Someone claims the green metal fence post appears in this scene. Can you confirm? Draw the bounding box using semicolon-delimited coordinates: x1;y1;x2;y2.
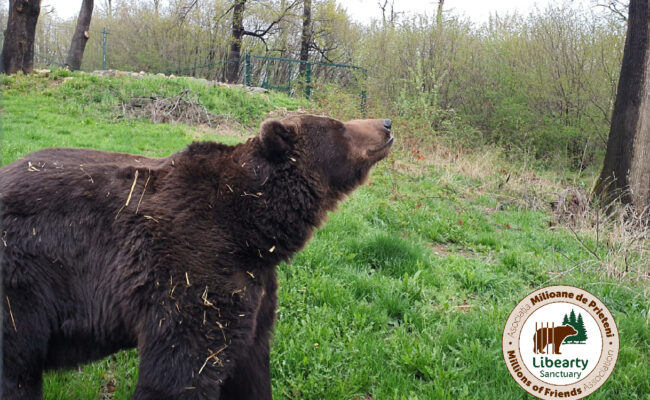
305;62;312;99
102;28;108;70
244;53;251;86
262;62;270;89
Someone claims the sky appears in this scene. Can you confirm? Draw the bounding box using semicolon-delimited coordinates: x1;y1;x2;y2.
338;0;590;24
43;0;593;23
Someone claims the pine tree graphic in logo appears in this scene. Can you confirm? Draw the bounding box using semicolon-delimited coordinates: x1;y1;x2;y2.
562;309;588;344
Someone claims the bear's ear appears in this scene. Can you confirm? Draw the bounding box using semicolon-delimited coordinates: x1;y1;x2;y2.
259;119;298;162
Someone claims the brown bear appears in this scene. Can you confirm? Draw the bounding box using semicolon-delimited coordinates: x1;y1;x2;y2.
533;325;578;355
0;115;393;400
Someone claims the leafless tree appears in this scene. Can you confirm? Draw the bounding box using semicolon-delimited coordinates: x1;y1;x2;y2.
225;0;300;83
65;0;94;70
378;0;400;26
298;0;311;74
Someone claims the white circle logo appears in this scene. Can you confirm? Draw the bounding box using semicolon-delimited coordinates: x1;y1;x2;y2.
502;285;619;399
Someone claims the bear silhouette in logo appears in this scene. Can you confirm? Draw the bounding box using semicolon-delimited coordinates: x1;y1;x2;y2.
533;325;578;354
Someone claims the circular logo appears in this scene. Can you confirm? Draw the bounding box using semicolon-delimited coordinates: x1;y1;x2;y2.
502;285;619;399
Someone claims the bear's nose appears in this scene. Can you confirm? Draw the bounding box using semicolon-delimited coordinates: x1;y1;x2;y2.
383;119;392;131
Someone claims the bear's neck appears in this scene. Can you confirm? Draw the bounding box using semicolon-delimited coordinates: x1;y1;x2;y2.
236;160;329;267
177;142;337;269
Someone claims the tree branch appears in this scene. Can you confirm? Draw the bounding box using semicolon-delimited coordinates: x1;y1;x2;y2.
242;0;300;39
178;0;199;24
596;1;629;21
216;3;237;24
309;43;333;63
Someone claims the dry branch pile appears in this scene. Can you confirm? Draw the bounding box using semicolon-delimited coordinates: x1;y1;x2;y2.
119;89;229;128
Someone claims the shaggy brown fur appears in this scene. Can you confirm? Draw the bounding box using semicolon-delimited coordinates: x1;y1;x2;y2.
0;115;393;399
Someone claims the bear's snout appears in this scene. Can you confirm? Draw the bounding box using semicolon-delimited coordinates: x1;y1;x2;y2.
344;118;395;160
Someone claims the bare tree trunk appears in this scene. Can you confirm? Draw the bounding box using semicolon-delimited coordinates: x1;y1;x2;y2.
436;0;445;30
65;0;94;71
225;0;245;83
378;0;396;26
594;0;650;213
298;0;311;75
1;0;42;74
101;0;112;19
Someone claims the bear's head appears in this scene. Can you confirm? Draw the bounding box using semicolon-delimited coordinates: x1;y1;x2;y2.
257;114;393;197
562;325;578;337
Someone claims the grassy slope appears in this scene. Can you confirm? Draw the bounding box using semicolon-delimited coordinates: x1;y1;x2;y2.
1;72;648;400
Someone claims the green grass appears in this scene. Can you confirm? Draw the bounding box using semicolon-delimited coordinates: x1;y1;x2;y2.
1;70;307;161
2;72;648;399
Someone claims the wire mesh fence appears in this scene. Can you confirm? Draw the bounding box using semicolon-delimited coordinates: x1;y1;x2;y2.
162;52;367;107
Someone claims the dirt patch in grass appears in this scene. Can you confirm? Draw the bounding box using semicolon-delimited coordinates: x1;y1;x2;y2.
97;372;117;399
266;107;311;118
47;78;69;88
393;159;425;177
430;243;475;258
187;123;245;140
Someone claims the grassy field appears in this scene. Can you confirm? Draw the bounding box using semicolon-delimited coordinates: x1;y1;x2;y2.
1;71;648;400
